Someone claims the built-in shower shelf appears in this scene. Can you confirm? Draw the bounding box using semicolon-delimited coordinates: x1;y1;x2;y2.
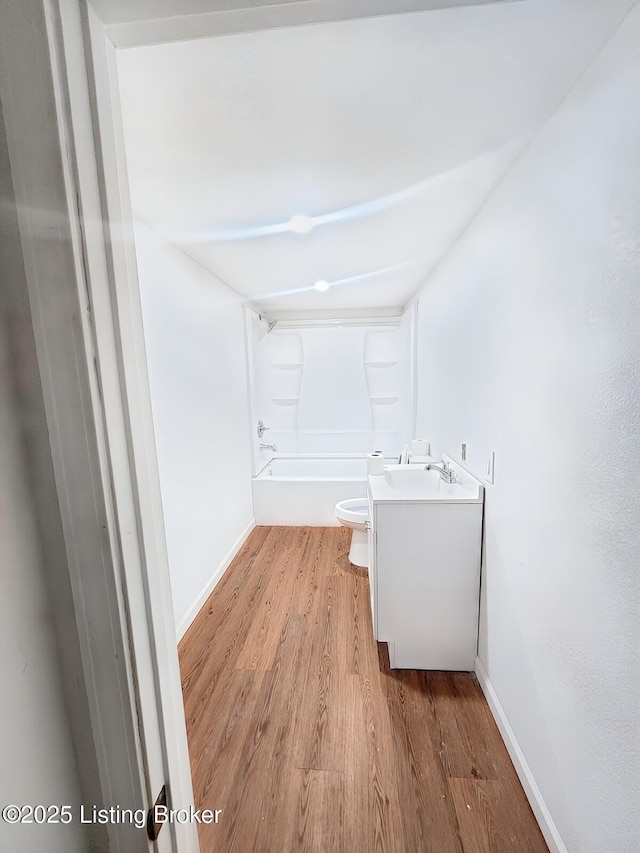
270;363;303;368
364;361;398;367
369;397;399;405
272;397;299;405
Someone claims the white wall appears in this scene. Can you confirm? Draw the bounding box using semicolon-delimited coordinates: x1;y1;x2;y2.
414;5;640;851
134;221;254;638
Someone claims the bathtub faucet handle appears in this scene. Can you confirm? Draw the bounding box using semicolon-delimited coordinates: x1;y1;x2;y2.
257;420;270;438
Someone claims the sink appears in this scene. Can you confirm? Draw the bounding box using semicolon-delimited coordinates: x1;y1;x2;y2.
368;457;483;503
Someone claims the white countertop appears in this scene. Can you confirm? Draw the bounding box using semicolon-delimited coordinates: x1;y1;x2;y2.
368;456;484;504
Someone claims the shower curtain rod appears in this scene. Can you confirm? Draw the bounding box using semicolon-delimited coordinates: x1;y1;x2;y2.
259;314;402;332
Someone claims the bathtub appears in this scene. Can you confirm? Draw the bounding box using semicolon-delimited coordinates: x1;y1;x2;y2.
252;454;387;526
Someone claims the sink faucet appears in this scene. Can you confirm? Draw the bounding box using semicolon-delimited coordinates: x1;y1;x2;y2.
260;443;277;452
425;459;457;483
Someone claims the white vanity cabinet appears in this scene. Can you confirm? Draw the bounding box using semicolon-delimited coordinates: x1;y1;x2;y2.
367;457;484;671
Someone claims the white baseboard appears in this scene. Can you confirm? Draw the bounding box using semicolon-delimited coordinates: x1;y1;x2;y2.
176;519;256;643
474;656;567;853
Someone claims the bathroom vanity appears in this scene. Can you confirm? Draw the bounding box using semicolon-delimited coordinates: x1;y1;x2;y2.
366;455;484;671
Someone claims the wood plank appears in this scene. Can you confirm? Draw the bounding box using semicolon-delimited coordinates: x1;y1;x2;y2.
179;525;271;668
344;673;407;853
191;668;264;803
332;573;379;675
385;670;464;853
290;576;349;772
211;614;317;851
449;777;548;853
423;671;499;780
273;768;344;853
240;613;313;767
180;527;280;713
289;527;330;621
445;672;524;781
235;527;307;671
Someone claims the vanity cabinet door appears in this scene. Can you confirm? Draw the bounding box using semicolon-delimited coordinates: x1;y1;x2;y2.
366;490;377;639
375;501;482;671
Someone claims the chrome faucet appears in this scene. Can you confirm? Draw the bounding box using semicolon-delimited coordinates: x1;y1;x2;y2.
425;459;457;483
257;420;270;438
260;442;277;452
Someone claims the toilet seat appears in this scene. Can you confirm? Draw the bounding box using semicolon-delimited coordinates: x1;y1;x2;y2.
335;498;369;528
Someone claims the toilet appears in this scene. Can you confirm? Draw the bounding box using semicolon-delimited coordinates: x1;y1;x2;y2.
334;498;369;568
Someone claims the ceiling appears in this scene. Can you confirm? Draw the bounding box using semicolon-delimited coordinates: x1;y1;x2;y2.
116;0;633;313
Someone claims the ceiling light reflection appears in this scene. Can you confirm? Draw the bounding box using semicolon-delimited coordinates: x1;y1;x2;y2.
289;215;314;234
172;142;519;245
249;258;419;302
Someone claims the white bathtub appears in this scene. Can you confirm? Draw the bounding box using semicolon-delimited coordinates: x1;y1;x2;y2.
252;454;387;526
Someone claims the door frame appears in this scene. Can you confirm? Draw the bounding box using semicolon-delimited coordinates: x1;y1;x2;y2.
80;5;200;850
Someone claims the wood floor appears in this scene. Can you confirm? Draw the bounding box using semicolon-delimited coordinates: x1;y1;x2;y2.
179;526;548;853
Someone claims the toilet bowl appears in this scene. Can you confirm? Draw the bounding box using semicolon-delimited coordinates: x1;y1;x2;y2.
334;498;369;568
